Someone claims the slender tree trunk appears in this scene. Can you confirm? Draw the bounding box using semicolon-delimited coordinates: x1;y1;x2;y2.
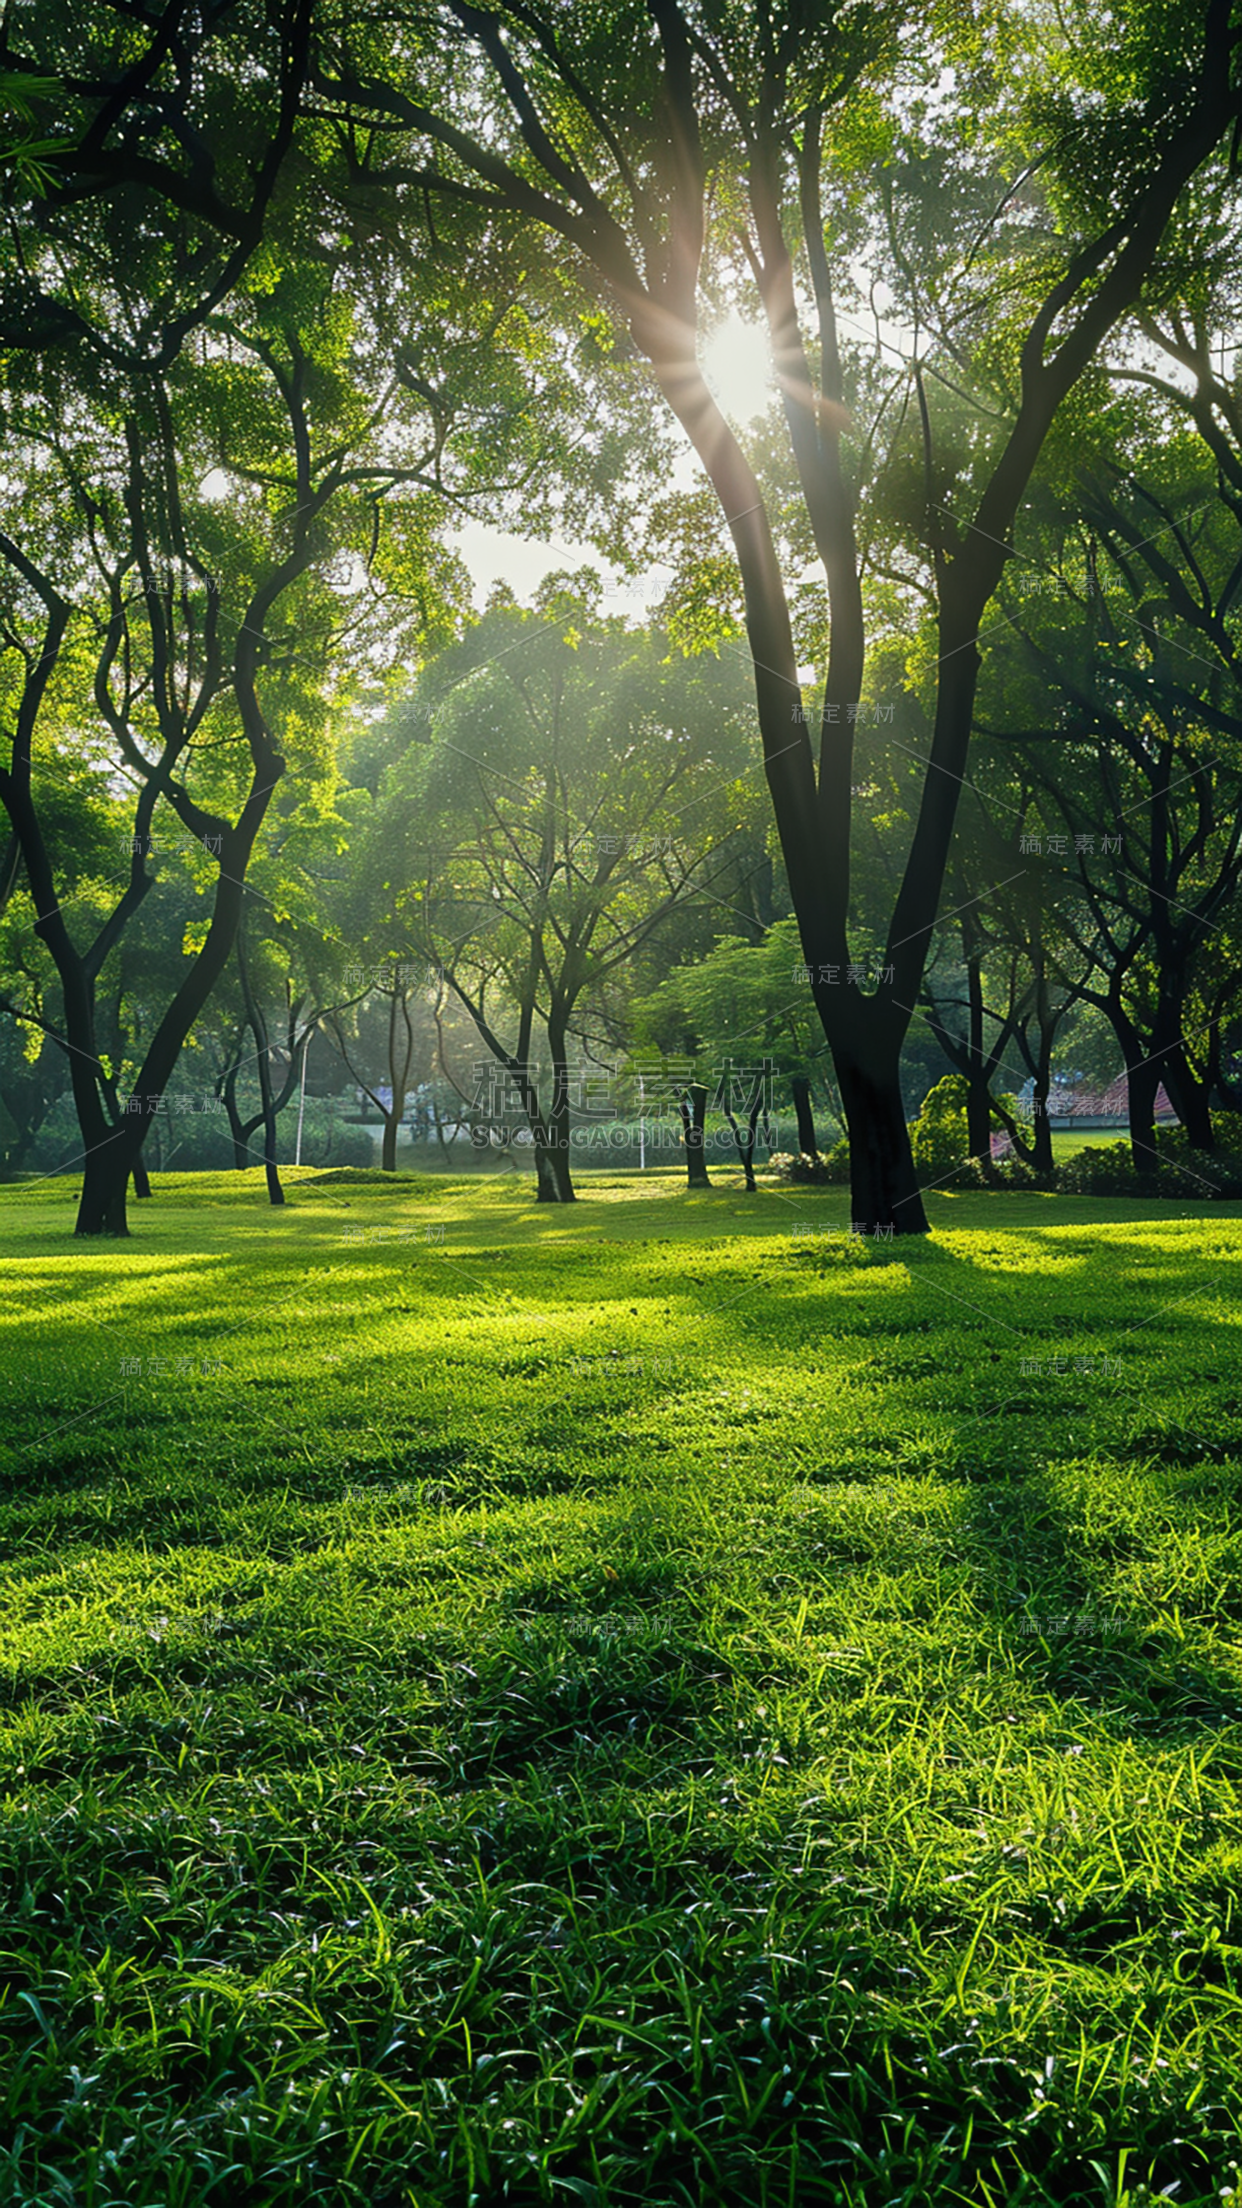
237;921;284;1206
1207;1016;1236;1113
498;1058;568;1202
725;1099;762;1191
221;1055;250;1167
380;988;413;1173
257;1080;283;1203
964;955;999;1176
1010;955;1059;1176
1162;1043;1215;1150
1125;1056;1161;1174
680;1082;711;1189
1031;1042;1055;1177
539;1011;576;1202
73;797;281;1231
964;1075;995;1173
791;1075;819;1159
38;944;135;1236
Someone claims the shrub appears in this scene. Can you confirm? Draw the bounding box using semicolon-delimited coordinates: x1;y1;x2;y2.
1055;1138;1242;1198
1052;1141;1136;1195
910;1075;973;1185
765;1137;851;1185
320;1122;380;1168
963;1152;1044;1192
766;1149;829;1184
1157;1111;1242;1166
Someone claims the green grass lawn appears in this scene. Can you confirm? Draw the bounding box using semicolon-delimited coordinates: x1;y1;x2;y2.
2;1164;1242;2207
1049;1128;1132;1156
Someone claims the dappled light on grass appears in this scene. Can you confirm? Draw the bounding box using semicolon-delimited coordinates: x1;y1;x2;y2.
1;1170;1241;2202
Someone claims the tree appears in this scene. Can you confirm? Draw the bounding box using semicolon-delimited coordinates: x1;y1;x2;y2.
367;591;759;1200
635;917;836;1187
0;0;314;370
323;962;436;1174
985;444;1242;1169
0;130;525;1232
321;0;1242;1231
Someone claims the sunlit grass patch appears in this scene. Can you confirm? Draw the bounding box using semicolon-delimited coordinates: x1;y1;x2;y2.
0;1169;1240;2201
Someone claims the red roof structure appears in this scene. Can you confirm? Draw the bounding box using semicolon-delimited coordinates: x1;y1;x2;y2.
1053;1077;1176;1119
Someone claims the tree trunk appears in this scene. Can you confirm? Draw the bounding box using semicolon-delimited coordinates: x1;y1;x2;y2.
680;1082;711;1189
534;1137;575;1201
1126;1057;1160;1174
224;1067;250;1167
260;1100;283;1204
964;954;998;1176
725;1100;761;1191
380;988;413;1173
834;1039;927;1235
964;1074;995;1175
791;1075;819;1159
237;914;284;1205
1163;1045;1215;1150
539;1011;576;1202
1031;1048;1055;1177
76;1123;136;1237
97;1062;152;1198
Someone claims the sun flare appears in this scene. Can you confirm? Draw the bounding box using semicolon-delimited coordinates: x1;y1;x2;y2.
700;310;772;423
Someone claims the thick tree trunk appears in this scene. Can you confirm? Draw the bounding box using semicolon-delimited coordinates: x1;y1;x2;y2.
680;1083;711;1189
791;1075;819;1159
96;1061;152;1198
834;1040;927;1235
76;1124;136;1237
98;1069;153;1198
534;1138;575;1201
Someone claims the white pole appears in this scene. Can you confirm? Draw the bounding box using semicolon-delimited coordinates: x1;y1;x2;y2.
639;1075;645;1172
295;1031;309;1166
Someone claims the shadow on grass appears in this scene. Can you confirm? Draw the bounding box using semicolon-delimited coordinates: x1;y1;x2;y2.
959;1470;1242;1740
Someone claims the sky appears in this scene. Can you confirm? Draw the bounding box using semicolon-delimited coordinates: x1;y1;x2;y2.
449;309;776;615
448;292;921;619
